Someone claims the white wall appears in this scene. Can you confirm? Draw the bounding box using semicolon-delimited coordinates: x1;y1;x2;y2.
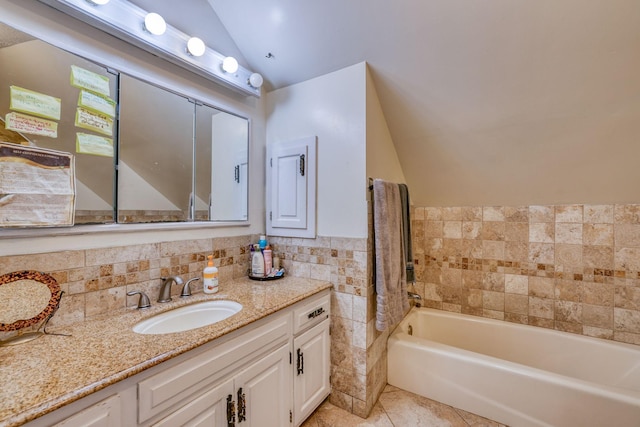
266;63;368;238
0;0;266;256
365;65;406;186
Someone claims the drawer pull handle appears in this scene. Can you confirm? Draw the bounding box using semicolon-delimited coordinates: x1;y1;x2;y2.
307;307;325;319
237;387;246;422
227;394;236;426
296;348;304;375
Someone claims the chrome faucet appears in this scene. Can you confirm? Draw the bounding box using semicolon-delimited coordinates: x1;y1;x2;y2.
158;276;184;303
180;278;200;298
407;291;422;307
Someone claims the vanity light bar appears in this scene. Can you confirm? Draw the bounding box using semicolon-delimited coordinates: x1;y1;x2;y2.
37;0;262;97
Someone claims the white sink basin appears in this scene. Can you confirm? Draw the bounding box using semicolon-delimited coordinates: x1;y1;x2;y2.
132;300;242;334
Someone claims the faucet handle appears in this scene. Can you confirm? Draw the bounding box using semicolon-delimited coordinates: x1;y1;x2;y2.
181;278;200;298
127;290;151;309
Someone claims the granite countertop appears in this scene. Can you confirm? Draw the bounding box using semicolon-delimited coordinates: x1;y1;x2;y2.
0;276;332;427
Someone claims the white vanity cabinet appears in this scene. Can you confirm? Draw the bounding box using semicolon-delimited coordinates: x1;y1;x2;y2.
24;289;331;427
151;344;291;427
53;395;123;427
138;311;292;426
292;293;331;426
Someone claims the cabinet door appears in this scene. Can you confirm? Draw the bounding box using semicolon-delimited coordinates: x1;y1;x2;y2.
234;343;292;427
152;377;234;427
54;395;121;427
293;320;330;426
267;136;317;238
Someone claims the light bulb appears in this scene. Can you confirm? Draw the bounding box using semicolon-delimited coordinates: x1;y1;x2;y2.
144;13;166;36
248;73;263;88
187;37;205;57
222;56;239;74
86;0;110;4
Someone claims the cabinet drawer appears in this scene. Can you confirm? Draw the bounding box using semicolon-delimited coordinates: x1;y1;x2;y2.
138;312;291;423
293;292;330;335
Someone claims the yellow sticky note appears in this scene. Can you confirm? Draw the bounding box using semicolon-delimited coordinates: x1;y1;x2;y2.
5;112;58;138
9;86;61;120
76;133;114;157
78;90;116;118
70;65;110;97
75;107;113;136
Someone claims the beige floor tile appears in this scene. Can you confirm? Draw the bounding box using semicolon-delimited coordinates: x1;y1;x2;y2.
454;408;507;427
302;384;506;427
302;399;393;427
378;386;468;427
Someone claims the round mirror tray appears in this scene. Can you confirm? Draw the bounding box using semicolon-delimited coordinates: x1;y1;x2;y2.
0;270;61;333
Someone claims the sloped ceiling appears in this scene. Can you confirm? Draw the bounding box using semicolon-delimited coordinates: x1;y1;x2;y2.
142;0;640;206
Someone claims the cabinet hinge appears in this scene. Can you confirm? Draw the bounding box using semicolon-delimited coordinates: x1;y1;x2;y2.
269;211;272;221
290;410;293;423
270;157;273;167
289;351;292;364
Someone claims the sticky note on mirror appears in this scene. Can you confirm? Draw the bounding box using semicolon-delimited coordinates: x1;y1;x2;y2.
75;107;113;136
5;112;58;138
78;90;116;118
76;133;113;157
9;86;61;121
70;65;110;97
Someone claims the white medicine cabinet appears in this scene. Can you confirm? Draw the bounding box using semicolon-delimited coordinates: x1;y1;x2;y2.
266;136;317;238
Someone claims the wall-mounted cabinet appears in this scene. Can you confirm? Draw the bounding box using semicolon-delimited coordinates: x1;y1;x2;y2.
267;136;317;238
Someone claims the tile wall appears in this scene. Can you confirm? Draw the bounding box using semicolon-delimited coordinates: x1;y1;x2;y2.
269;200;388;419
410;204;640;346
0;235;251;337
268;233;386;418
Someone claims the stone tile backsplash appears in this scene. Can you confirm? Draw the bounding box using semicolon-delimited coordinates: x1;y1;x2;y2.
268;236;372;416
0;235;251;330
411;204;640;346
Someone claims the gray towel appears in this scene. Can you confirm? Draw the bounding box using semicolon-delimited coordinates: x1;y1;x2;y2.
373;179;409;331
398;183;415;284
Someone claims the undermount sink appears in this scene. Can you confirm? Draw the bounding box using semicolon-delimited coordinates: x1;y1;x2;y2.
132;300;242;335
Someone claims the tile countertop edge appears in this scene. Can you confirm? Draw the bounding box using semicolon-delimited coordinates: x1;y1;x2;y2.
0;276;333;427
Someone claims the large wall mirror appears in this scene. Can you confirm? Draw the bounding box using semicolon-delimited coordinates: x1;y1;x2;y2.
0;21;249;227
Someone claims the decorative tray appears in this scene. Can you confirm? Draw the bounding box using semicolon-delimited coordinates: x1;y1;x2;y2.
248;273;285;281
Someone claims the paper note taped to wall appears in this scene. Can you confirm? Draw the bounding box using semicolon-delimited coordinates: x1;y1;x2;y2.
5;112;58;138
9;86;61;120
70;65;110;97
0;142;75;227
76;133;113;157
75;107;113;136
77;90;116;118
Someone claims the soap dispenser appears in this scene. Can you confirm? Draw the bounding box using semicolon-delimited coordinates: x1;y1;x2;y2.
203;255;218;294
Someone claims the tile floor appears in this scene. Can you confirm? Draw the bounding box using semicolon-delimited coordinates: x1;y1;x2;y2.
301;385;507;427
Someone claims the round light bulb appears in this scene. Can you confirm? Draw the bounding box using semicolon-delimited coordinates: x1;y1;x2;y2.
87;0;110;4
222;56;239;74
187;37;206;57
144;13;166;36
248;73;263;88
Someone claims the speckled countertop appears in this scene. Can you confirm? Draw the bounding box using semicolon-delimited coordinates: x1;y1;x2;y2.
0;276;332;427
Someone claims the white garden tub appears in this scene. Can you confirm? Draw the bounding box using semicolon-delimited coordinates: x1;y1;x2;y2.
387;307;640;427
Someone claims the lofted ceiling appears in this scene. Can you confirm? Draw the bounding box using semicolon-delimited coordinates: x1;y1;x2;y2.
131;0;640;206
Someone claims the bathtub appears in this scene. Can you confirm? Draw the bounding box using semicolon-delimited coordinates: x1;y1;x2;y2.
387;307;640;427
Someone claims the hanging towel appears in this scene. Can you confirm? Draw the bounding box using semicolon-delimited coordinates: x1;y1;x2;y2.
373;179;409;331
398;183;415;284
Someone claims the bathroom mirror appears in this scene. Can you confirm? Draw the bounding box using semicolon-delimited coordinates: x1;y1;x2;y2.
198;103;249;221
0;21;250;227
0;271;61;331
118;75;195;223
0;25;117;224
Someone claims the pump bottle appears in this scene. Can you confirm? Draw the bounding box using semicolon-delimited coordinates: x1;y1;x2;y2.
203;255;218;293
